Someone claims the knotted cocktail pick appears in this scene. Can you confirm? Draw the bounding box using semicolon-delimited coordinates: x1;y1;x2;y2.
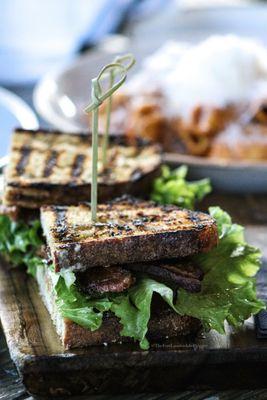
101;54;135;167
84;62;128;222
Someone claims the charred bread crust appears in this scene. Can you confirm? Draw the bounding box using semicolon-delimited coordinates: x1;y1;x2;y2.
3;128;162;208
41;197;218;271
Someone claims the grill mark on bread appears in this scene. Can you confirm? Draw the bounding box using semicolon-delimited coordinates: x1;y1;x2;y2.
16;146;31;175
53;208;68;241
43;150;58;177
48;203;210;243
71;154;85;178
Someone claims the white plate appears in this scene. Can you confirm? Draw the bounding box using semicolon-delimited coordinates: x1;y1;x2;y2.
0;87;39;158
33;5;267;193
164;154;267;194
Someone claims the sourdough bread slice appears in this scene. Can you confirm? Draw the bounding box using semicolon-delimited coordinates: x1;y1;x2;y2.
36;265;200;349
3;128;161;209
41;197;218;272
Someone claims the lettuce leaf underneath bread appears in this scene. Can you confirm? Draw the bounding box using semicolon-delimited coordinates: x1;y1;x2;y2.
174;207;264;333
0;215;43;276
54;274;112;331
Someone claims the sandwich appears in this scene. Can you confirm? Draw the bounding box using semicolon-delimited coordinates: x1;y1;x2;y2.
32;193;262;350
38;196;218;348
3;128;161;212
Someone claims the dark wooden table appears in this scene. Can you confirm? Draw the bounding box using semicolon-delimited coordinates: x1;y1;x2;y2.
1;325;267;400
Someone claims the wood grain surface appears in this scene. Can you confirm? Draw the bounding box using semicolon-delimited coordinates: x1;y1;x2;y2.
0;194;267;397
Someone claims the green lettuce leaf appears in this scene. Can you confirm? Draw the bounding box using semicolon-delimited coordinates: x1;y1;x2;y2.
111;207;264;345
111;278;175;349
0;214;112;333
54;272;112;331
0;215;44;276
174;207;265;333
151;165;211;209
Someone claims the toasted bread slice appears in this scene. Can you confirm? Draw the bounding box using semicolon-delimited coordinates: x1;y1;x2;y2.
3;129;161;209
36;264;201;349
41;196;218;272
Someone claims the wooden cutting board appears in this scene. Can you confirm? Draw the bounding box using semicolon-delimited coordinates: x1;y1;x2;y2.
0;256;266;397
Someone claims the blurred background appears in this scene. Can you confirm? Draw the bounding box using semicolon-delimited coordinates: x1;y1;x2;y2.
1;0;267;158
1;0;267;84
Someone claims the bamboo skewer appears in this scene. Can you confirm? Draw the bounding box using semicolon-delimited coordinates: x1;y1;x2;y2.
84;62;130;222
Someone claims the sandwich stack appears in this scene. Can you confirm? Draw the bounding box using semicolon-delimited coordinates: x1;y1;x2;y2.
38;196;218;348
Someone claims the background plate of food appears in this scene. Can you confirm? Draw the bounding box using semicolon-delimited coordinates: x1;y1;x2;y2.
34;30;267;192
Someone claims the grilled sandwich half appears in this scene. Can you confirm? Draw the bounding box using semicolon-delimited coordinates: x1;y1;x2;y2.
38;196;218;348
3;129;161;210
